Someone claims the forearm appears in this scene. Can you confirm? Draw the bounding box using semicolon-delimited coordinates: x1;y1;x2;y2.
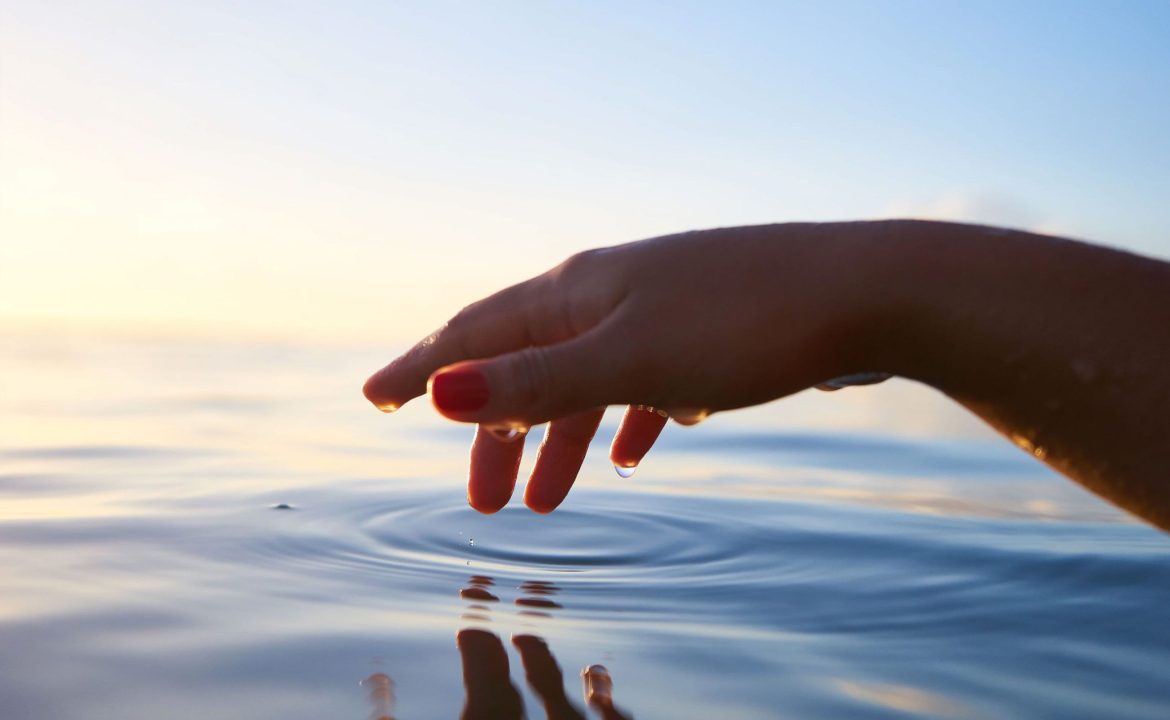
860;220;1170;529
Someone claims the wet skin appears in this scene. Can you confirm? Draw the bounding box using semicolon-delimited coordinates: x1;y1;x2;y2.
364;220;1170;529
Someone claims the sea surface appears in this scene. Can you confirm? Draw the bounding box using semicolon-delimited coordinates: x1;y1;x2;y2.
1;330;1168;719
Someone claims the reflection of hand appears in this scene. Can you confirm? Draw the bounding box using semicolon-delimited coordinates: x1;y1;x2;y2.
365;223;882;513
458;629;630;720
458;629;525;720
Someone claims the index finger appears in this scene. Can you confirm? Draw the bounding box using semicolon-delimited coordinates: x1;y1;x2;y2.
362;277;552;412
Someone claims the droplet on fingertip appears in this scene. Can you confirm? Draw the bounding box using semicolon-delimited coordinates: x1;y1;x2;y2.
669;408;709;426
374;401;400;413
633;404;669;418
487;426;528;442
816;372;893;391
613;464;637;478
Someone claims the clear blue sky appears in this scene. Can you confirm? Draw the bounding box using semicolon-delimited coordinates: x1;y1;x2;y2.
3;1;1168;340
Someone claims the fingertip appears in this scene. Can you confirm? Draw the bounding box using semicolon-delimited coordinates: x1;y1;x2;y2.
524;495;562;514
363;368;403;413
468;482;513;514
361;370;382;403
469;495;509;514
610;404;668;468
523;474;572;514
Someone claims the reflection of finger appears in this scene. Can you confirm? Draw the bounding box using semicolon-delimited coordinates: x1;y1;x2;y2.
457;629;524;720
526;408;606;512
512;635;586;720
582;665;631;720
609;405;668;473
460;587;500;602
468;425;527;513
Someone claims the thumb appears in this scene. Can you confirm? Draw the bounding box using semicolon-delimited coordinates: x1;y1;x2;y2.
427;332;624;426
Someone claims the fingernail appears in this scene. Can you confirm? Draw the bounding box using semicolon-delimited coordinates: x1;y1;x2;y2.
431;367;490;412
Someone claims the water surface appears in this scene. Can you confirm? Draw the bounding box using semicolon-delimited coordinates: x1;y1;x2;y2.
1;331;1167;718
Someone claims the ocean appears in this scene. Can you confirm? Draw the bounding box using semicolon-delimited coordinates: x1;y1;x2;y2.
1;330;1167;719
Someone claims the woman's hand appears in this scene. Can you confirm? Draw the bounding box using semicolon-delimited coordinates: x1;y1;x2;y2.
364;219;1170;530
362;223;887;513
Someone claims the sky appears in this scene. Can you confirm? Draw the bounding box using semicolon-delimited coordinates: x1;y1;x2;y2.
3;1;1169;343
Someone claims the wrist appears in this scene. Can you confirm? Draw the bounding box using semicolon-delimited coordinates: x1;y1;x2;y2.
824;219;951;384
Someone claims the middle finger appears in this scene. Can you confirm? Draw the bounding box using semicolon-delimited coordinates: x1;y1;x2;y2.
525;408;606;513
468;425;528;513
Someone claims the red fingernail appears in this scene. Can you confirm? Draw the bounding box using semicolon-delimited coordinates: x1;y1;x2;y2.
431;367;490;412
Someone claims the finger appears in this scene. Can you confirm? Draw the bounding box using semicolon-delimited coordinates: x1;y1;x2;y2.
457;629;524;720
512;635;586;720
609;405;668;474
362;278;553;412
467;424;528;514
363;258;623;414
525;408;606;513
428;320;630;427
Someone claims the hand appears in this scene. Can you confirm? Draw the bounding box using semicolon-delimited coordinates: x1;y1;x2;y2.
363;223;884;513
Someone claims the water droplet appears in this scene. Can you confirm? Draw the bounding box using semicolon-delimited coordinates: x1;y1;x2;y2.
375;401;400;413
271;503;294;510
634;404;669;418
613;464;637;478
816;372;894;391
1011;433;1047;458
487;426;528;442
669;408;709;426
468;537;476;546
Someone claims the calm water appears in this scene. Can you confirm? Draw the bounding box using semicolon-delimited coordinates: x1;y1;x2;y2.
2;331;1168;719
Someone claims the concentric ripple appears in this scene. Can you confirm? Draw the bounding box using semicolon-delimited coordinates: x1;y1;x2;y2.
252;488;764;591
244;484;1170;646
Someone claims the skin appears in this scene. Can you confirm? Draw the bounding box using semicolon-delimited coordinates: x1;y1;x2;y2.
363;220;1170;530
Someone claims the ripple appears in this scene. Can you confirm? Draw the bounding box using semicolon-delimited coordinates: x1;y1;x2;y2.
253;489;763;591
245;486;1170;644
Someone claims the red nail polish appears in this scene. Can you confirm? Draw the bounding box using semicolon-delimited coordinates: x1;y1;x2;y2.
431;367;490;412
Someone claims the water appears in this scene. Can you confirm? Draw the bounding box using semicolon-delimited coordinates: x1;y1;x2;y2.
2;330;1169;718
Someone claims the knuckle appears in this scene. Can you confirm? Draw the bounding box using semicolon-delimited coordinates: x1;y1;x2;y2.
556;418;598;446
443;305;480;359
446;303;476;334
621;342;672;404
556;249;600;283
507;346;555;411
